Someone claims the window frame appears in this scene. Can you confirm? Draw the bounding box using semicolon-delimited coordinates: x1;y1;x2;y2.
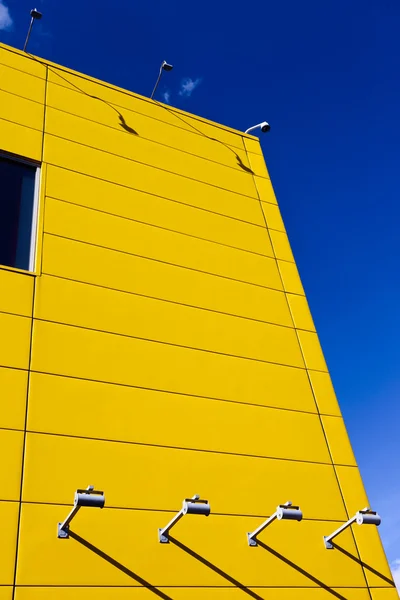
0;150;41;273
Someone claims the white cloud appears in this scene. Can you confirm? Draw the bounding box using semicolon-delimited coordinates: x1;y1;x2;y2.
162;90;171;104
0;0;12;30
391;559;400;590
179;77;202;97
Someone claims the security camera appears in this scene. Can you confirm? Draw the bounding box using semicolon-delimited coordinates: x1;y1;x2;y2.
30;8;42;19
245;121;271;135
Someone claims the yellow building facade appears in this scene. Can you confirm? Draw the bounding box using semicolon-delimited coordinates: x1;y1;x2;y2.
0;42;397;600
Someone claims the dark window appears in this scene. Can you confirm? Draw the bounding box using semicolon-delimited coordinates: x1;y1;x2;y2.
0;155;38;271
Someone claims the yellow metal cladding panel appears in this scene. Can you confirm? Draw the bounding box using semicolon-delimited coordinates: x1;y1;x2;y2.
246;151;270;179
45;108;256;197
335;466;369;516
352;526;395;588
27;373;328;461
308;370;342;416
0;428;24;500
0;501;19;583
244;137;263;155
44;134;263;217
14;589;373;600
41;235;286;323
16;505;365;587
0;313;31;369
270;230;295;262
22;433;343;518
253;177;277;204
277;260;306;295
46;82;251;171
45;166;269;249
0;63;46;103
321;416;357;466
286;294;316;332
0;89;44;131
0;269;34;316
0;118;42;161
262;203;286;232
30;321;308;403
0;367;28;430
46;67;246;150
371;591;400;600
0;45;46;78
296;330;328;372
44;200;277;288
34;276;295;360
0;588;12;600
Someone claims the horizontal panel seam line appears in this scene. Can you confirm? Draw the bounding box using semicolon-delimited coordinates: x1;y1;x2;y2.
16;499;348;521
46;196;275;259
32;315;307;369
26;429;333;466
40;272;301;328
0;265;37;277
46;103;264;178
0;59;46;81
27;368;320;415
0;114;42;133
0;309;32;320
45;132;263;200
0;426;24;434
41;268;303;303
0;86;44;106
45;162;278;224
11;586;381;589
43;232;286;293
0;364;28;373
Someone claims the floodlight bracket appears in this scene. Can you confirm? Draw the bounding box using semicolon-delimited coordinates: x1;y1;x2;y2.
58;485;105;539
158;494;210;543
324;507;381;549
247;501;303;547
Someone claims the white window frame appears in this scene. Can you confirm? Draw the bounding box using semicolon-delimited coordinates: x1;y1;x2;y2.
0;151;41;273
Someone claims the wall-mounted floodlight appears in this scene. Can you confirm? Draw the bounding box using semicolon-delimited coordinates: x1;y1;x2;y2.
23;8;43;53
324;507;381;550
158;494;210;543
247;501;303;547
58;485;105;539
150;60;174;100
245;121;271;135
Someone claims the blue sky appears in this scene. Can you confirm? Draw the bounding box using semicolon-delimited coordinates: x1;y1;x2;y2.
1;0;400;586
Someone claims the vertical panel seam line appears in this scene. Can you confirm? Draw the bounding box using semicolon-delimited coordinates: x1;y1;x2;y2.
40;65;48;164
11;277;36;599
246;145;374;598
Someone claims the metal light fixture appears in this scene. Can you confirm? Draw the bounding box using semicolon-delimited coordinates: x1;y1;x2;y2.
245;121;271;135
159;494;210;543
58;485;105;539
23;8;43;53
247;501;303;547
151;60;174;100
324;507;381;549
